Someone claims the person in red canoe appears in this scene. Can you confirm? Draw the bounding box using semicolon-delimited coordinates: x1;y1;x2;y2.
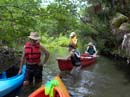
85;42;97;57
68;32;78;49
66;45;89;75
18;32;49;86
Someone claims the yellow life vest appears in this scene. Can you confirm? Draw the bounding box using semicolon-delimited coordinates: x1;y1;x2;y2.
69;36;78;48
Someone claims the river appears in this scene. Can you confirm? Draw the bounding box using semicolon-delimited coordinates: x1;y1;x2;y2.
3;49;130;97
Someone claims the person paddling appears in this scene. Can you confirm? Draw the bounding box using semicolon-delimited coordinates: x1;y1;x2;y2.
18;32;49;86
85;42;97;57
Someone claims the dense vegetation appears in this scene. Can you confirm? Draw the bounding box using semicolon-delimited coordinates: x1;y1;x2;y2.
0;0;130;56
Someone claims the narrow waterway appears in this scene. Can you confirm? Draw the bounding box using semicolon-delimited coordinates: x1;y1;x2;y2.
42;55;130;97
62;56;130;97
2;48;130;97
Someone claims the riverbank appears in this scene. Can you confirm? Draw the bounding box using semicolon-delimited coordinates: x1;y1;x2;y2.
0;47;21;72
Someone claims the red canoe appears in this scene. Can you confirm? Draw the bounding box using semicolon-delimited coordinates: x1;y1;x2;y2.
56;54;96;71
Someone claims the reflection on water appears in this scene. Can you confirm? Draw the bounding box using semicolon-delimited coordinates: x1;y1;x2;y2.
3;55;130;97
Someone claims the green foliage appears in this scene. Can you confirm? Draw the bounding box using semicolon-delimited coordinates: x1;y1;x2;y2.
40;33;69;48
40;33;69;60
1;0;126;56
0;0;42;46
0;0;79;47
79;0;125;54
44;2;78;35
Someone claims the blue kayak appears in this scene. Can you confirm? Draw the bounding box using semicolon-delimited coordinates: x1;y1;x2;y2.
0;64;26;97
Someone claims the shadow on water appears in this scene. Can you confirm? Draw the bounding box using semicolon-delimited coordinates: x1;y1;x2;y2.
114;60;130;83
4;86;22;97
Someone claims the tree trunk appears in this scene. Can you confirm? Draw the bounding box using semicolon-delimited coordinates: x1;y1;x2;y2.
110;0;115;8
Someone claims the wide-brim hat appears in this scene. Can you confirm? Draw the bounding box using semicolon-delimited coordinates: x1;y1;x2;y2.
70;32;76;37
88;42;93;46
28;32;40;40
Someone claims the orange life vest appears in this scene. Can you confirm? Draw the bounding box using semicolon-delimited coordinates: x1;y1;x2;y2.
24;42;41;63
